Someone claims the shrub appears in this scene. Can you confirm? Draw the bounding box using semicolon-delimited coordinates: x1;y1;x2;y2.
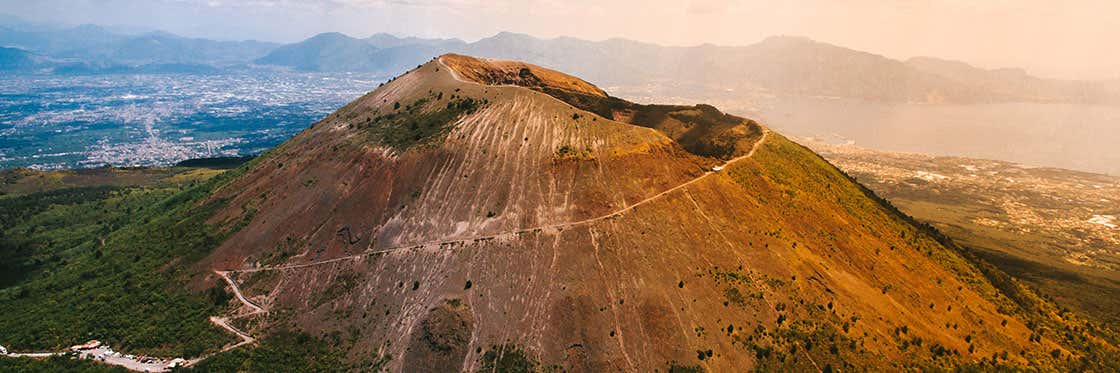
480;344;536;372
360;95;485;151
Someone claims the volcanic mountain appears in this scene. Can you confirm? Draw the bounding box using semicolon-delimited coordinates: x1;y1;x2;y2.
196;54;1114;370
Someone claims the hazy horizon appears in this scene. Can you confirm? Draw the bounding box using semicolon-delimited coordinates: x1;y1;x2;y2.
1;0;1118;81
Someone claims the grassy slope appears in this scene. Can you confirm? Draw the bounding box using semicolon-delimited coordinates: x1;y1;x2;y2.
0;167;228;198
187;330;366;372
0;163;374;370
892;197;1120;329
0;163;255;357
817;149;1120;335
721;134;1018;369
739;134;1119;369
0;355;130;372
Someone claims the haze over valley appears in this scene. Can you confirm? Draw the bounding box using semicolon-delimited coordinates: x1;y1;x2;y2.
3;15;1118;174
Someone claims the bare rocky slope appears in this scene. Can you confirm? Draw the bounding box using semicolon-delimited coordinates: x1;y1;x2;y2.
195;55;1116;371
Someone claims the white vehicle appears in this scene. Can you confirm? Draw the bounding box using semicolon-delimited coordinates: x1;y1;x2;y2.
712;165;725;172
1;345;8;355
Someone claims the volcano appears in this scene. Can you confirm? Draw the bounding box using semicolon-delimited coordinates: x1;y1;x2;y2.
194;54;1109;371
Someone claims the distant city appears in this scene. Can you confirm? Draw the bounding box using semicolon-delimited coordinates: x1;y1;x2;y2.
3;13;1119;174
0;72;382;169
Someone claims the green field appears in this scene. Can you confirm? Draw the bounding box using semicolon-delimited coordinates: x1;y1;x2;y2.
0;165;241;357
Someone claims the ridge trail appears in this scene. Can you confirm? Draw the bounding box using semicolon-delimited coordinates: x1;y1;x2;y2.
222;55;769;274
223;128;768;274
208;270;264;352
206;58;770;366
1;56;770;372
204;125;768;367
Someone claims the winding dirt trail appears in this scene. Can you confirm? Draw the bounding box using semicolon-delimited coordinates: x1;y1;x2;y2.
209;317;254;351
225;127;769;274
1;59;772;372
203;123;768;367
226;56;772;274
215;271;264;314
1;57;771;372
21;58;770;371
202;126;769;370
208;271;264;352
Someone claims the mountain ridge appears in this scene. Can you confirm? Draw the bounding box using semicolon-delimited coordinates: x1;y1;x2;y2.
0;52;1115;370
4;15;1116;105
184;54;1116;370
0;19;278;68
250;31;1118;104
0;46;51;70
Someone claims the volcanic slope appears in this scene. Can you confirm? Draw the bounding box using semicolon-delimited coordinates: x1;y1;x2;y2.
198;55;1116;371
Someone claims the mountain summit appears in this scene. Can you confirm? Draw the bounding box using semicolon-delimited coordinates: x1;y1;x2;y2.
196;54;1112;370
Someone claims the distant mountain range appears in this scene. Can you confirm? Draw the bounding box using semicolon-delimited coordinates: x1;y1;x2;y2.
2;14;1117;104
253;32;461;73
0;44;224;75
0;15;277;65
0;46;50;70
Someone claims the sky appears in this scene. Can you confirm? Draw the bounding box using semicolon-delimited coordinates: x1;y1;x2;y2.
1;0;1117;80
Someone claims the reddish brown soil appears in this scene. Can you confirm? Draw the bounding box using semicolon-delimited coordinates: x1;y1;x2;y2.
196;55;1114;371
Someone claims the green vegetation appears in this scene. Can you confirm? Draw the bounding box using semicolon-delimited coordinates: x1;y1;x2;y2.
314;271;359;307
479;344;537;372
667;363;703;372
174;156;255;169
833;153;1120;331
1;165;228;199
0;186;124;287
731;134;1120;370
357;93;486;151
712;268;907;370
0;355;129;372
555;144;592;160
187;329;365;372
0;162;257;357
